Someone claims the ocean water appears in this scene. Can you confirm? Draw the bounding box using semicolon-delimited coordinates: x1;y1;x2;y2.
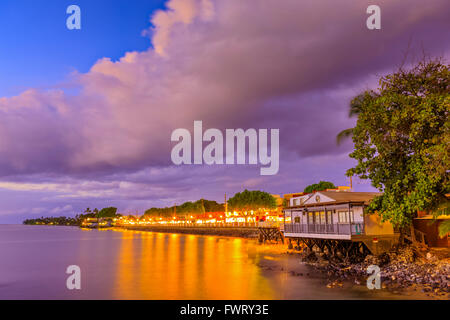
0;225;429;300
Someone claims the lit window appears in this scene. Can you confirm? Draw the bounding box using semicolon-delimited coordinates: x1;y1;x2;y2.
338;211;353;223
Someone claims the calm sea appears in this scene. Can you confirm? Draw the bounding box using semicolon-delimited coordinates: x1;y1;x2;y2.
0;225;428;300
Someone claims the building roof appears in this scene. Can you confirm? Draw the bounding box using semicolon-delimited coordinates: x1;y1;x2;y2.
288;191;382;208
317;191;382;203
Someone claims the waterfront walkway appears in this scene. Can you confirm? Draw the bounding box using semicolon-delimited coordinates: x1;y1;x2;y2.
120;225;260;238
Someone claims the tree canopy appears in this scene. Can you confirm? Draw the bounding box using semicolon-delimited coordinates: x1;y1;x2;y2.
227;190;277;211
303;181;336;193
347;59;449;227
144;199;224;218
98;207;118;217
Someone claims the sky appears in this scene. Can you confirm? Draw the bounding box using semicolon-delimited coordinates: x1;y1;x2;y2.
0;0;449;223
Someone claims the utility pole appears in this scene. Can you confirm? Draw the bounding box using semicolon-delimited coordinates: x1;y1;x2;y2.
350;176;353;191
225;193;228;214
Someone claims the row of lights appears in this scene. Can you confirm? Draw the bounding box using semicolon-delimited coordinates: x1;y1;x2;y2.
113;211;284;226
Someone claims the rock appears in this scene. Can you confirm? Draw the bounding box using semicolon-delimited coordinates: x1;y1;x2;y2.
377;252;390;266
304;251;318;263
364;255;378;265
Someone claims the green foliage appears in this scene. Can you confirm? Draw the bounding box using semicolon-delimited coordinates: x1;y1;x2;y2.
23;216;78;226
227;190;276;211
439;220;450;237
144;199;224;218
304;181;336;193
200;199;224;212
144;206;175;218
347;59;450;227
23;207;122;226
98;207;117;217
436;201;450;237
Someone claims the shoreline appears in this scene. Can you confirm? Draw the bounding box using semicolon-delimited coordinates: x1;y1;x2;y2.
294;246;450;299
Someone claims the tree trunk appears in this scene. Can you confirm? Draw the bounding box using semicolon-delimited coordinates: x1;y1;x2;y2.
396;228;405;250
410;224;417;243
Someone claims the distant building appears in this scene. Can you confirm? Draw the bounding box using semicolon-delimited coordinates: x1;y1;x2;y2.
283;192;305;204
413;194;450;247
414;214;449;247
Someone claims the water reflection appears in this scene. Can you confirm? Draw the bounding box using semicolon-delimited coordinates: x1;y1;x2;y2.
113;230;274;299
0;226;433;300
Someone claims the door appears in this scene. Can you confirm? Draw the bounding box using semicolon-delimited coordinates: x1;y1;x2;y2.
326;210;333;233
307;212;316;233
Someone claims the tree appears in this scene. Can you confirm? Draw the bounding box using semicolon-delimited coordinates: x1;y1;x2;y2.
304;181;336;193
200;199;224;212
227;190;276;211
336;94;367;145
346;59;449;228
143;199;224;219
98;207;118;218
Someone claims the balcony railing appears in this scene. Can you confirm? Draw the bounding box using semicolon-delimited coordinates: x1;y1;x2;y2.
284;223;364;235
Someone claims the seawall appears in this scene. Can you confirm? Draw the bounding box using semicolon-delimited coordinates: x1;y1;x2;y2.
118;225;259;239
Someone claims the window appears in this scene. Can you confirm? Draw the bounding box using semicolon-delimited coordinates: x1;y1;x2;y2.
326;211;332;224
338;211;354;224
319;211;326;224
308;212;314;224
338;211;348;223
294;217;300;223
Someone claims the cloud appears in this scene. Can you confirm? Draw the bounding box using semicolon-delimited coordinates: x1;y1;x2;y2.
50;205;73;215
0;0;449;219
1;0;449;177
149;0;215;56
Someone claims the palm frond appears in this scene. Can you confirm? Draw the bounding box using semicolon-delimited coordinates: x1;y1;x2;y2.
336;128;354;145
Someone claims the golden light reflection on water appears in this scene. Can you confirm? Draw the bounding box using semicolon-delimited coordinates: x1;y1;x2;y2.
113;230;276;299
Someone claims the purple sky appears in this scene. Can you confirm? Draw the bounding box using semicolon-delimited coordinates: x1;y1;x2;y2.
0;0;449;223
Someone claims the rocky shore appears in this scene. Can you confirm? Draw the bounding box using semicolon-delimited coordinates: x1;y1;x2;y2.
297;245;450;298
